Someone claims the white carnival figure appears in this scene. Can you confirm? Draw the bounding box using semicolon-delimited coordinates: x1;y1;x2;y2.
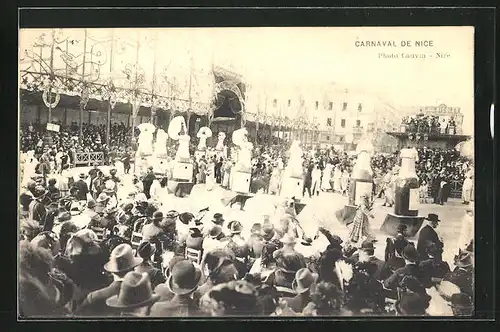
286;140;304;178
280;140;304;198
197;127;212;151
215;132;227;159
230;128;253;193
136;123;156;156
168;116;193;181
232;128;253;173
168;116;191;162
22;150;38;186
154;128;169;158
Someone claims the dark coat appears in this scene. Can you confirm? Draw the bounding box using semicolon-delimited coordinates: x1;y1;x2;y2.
283;293;312;313
73;179;89;201
443;267;474;298
135;261;166;289
418;258;451;283
74;280;121;317
417;225;442;260
383;263;425;290
150;295;201;317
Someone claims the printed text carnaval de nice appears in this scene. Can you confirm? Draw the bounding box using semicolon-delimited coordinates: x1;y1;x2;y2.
355;40;434;47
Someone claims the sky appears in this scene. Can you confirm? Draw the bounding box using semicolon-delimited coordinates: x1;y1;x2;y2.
19;27;474;134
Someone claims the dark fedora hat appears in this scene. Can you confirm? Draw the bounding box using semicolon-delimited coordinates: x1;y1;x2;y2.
212;213;225;225
360;239;375;252
261;223;275;241
425;213;440;223
151;211;164;222
167;260;202;295
104;244;143;273
402;244;418;262
106;272;160;309
208;225;223;239
227;220;243;234
136;241;156;259
455;252;473;268
395;293;428;315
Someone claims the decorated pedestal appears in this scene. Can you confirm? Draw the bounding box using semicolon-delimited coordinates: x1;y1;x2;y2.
280;176;304;199
343;139;374;224
231;171;251;193
281;140;304;199
172;161;194;182
381;148;424;237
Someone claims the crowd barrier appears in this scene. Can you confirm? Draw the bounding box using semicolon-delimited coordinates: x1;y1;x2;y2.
74;152;105;166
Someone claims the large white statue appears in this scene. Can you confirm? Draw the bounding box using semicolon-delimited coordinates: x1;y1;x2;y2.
286;140;303;178
196;127;212;151
136;123;156;156
168;116;191;163
216;132;226;151
232;128;253;173
154;128;169;158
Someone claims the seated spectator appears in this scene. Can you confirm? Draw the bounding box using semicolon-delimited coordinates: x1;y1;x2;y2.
450;293;473;317
150;260;202;317
106;271;160;317
134;242;166;289
302;281;344;316
74;243;142;316
199;280;259;316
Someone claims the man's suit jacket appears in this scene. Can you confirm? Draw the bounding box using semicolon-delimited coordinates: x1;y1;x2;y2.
73;180;89;201
417;225;442;260
346;254;388;281
383;263;423;290
74;280;121;316
443;268;474;298
283;293;311;313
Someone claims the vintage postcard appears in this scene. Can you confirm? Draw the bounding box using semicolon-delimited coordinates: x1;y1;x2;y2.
18;26;474;318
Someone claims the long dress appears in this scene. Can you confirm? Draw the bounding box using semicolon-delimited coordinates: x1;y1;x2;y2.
321;164;333;191
333;166;342;193
461;170;473;202
340;170;350;194
206;161;215;190
222;162;231;188
347;204;375;245
268;168;282;195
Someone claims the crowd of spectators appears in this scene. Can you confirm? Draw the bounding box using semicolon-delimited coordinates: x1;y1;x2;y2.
400;115;458;135
19;163;474;317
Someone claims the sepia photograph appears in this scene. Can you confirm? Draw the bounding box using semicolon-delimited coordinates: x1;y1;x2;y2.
18;25;475;318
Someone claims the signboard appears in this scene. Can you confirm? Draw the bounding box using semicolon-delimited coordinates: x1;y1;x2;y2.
355;182;373;206
409;188;420;211
46;123;60;132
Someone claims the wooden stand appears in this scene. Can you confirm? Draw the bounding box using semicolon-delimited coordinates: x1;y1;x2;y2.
336;204;358;225
167;180;195;198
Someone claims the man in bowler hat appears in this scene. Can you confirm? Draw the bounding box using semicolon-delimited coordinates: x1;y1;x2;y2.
417;213;443;261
